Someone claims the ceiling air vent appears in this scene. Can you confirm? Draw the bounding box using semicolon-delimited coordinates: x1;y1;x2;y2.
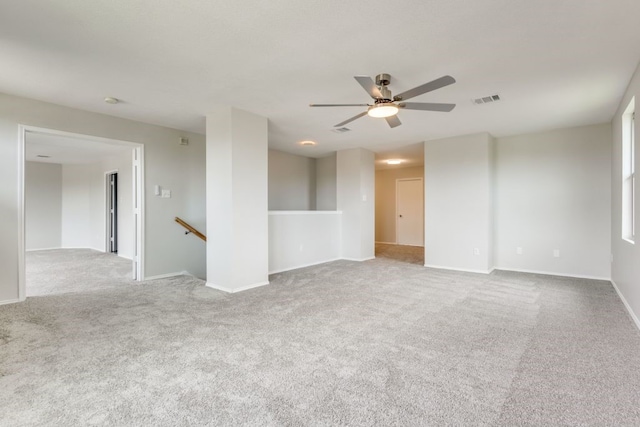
331;127;351;133
472;94;501;105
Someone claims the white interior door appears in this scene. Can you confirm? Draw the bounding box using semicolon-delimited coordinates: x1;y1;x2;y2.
396;178;424;246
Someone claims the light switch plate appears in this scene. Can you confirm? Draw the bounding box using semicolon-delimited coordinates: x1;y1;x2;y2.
161;189;171;198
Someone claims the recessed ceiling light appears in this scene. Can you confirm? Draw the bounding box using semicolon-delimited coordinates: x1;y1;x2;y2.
300;140;317;146
386;159;402;165
104;97;119;104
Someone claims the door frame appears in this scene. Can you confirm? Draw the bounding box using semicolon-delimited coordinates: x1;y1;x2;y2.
395;177;424;246
18;125;145;300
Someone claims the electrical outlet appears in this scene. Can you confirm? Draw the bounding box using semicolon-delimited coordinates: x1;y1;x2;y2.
473;248;480;255
516;247;523;255
161;189;171;198
553;249;560;258
299;244;304;252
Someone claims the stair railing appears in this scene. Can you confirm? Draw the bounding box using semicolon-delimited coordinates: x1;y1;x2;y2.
174;217;206;241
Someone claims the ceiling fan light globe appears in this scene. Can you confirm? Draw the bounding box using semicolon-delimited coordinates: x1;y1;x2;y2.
367;103;399;118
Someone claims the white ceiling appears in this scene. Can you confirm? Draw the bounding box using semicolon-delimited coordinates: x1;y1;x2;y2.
2;1;640;161
26;132;131;164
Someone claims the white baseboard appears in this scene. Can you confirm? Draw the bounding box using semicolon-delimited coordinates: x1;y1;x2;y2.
424;264;493;274
493;267;610;281
144;271;190;281
117;254;133;261
0;298;24;306
26;247;62;252
269;258;341;275
611;279;640;331
57;246;106;253
206;280;269;294
342;256;376;262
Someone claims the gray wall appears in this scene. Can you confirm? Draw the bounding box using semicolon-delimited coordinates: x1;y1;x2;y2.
268;149;316;210
424;133;494;273
612;62;640;327
495;124;611;279
61;164;96;250
337;148;375;261
316;153;337;210
58;152;134;259
25;162;62;250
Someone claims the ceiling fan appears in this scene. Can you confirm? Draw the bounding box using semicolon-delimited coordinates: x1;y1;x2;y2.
309;73;456;128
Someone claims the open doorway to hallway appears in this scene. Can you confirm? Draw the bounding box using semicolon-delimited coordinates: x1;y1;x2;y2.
20;127;144;298
374;142;425;265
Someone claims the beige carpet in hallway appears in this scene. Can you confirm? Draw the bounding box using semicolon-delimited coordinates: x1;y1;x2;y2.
375;242;424;265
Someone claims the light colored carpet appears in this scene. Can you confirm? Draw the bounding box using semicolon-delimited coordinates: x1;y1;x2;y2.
26;249;134;296
1;249;639;426
375;243;424;265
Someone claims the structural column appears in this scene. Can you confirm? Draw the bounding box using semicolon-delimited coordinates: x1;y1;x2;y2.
206;107;268;292
423;132;494;273
336;148;375;261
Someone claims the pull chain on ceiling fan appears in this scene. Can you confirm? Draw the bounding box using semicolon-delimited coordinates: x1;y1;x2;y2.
310;73;456;128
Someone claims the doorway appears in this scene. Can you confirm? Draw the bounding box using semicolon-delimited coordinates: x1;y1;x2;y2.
18;126;145;300
396;178;424;246
106;171;118;254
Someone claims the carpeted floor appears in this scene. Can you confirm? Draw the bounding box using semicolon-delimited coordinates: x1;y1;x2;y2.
1;249;640;426
375;243;424;265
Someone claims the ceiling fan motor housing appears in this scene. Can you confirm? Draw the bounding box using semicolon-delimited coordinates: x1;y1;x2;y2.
379;86;392;102
375;73;391;86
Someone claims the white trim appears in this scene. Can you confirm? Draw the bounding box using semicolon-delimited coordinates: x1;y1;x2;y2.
144;271;191;281
133;146;145;281
18;125;26;301
342;256;376;262
268;210;342;215
269;258;341;275
206;280;270;293
424;264;493;274
493;267;610;281
611;279;640;331
26;247;62;252
0;298;24;306
58;246;105;252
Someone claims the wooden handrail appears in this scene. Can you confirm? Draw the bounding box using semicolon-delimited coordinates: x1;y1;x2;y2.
175;217;206;242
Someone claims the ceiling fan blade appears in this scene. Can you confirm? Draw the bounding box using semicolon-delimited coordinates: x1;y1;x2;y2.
385;115;402;128
309;103;369;107
335;111;368;127
393;75;456;101
398;102;456;112
354;76;383;99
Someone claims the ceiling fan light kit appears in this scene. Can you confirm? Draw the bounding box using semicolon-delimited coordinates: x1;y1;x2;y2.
310;73;456;128
367;103;399;118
